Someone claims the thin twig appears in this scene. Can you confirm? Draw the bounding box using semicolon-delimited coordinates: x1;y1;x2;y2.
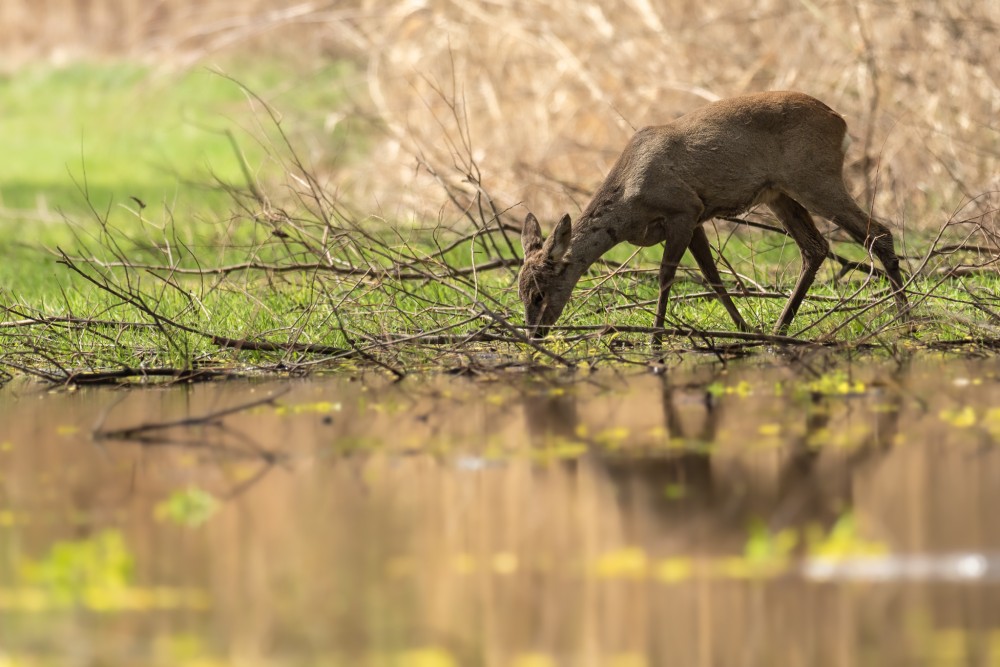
94;388;290;440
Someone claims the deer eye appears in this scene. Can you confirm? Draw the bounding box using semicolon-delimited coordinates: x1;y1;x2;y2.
531;293;544;307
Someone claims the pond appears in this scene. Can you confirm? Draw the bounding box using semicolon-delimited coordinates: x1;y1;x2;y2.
2;356;1000;666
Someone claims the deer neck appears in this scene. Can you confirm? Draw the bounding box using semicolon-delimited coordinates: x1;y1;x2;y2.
562;213;620;285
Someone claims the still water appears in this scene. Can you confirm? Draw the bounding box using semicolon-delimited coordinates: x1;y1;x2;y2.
2;357;1000;666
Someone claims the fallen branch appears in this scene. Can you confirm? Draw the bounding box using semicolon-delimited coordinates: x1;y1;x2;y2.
0;312;158;330
61;367;235;385
54;256;522;281
552;324;813;346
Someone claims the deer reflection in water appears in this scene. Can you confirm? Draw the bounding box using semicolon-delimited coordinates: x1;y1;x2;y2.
521;371;905;550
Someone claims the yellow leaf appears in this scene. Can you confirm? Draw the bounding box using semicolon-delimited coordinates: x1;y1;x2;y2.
452;553;476;574
654;558;693;583
492;552;518;575
512;654;557;667
395;647;458;667
758;423;782;436
610;654;649;667
939;406;977;428
595;547;648;579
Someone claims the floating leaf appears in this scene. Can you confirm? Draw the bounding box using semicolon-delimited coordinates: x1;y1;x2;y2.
452;553;476;575
983;408;1000;437
595;427;630;447
757;423;782;437
512;654;557;667
808;512;888;558
939;406;977;429
155;487;219;528
275;401;342;416
706;381;726;397
492;552;518;575
654;558;694;583
395;647;458;667
706;380;752;397
646;426;668;440
533;441;588;461
806;372;865;395
610;654;649;667
744;518;797;564
595;547;648;579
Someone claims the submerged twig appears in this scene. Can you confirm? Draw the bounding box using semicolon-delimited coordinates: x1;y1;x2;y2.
93;388;289;441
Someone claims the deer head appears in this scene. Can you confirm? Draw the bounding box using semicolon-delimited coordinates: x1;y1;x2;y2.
517;212;575;338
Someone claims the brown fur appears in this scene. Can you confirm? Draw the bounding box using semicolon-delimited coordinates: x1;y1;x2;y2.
518;91;909;338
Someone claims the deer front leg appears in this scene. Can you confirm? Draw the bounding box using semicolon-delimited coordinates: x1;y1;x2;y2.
688;225;752;332
653;225;697;348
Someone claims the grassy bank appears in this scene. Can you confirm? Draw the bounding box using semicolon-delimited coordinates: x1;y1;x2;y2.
2;118;998;384
0;58;998;383
1;1;999;383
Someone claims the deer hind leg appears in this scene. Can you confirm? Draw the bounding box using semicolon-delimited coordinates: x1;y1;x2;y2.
768;193;830;335
688;225;752;332
796;185;910;320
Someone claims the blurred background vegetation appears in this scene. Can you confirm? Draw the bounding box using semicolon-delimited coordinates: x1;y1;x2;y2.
1;0;997;231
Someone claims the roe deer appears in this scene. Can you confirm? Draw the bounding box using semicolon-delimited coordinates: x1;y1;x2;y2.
518;91;909;339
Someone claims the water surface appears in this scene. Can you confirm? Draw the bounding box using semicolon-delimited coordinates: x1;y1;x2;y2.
2;357;1000;665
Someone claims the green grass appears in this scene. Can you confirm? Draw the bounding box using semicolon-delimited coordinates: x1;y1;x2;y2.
0;58;358;300
2;63;240;215
0;59;355;213
5;216;990;379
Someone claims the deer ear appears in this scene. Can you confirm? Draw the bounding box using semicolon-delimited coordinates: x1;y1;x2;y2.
545;213;573;263
521;213;543;254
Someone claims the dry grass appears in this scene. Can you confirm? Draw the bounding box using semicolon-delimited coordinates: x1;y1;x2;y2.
338;0;1000;232
0;0;342;68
